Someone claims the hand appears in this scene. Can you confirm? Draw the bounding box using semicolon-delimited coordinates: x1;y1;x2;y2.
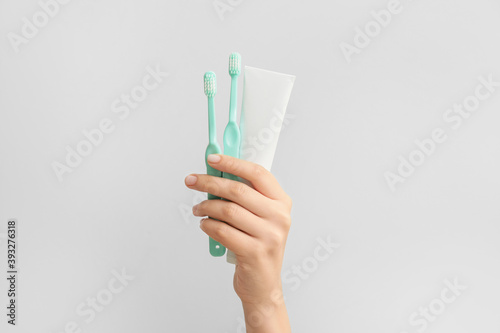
185;154;292;332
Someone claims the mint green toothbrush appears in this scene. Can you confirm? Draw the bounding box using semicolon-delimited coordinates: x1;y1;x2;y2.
223;52;242;180
204;72;226;257
223;53;241;264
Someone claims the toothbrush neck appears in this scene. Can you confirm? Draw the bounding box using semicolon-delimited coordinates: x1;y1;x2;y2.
229;77;238;122
208;98;217;142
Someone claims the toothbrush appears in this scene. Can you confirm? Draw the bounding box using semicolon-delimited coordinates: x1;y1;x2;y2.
223;52;242;180
223;53;241;264
204;71;226;257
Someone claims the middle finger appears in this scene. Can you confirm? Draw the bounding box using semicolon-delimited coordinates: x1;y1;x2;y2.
185;174;273;217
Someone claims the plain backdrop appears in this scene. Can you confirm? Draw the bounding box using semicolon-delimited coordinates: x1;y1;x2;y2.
1;0;499;332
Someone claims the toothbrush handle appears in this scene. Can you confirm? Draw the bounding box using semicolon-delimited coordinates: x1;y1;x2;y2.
206;171;226;257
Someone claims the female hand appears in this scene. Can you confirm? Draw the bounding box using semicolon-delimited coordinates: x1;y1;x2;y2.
185;154;292;332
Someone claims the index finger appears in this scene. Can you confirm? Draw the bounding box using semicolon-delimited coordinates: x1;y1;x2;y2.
206;154;287;200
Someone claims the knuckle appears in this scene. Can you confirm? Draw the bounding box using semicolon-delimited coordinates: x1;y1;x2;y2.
263;230;285;252
279;211;292;229
230;182;247;199
214;223;229;238
268;231;283;246
283;216;292;229
225;158;239;173
205;179;220;196
273;208;291;228
253;164;266;177
223;203;239;219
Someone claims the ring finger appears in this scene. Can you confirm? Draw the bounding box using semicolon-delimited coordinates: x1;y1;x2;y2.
193;199;266;237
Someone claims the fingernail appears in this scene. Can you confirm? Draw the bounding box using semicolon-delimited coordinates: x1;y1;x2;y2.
207;154;221;163
199;218;206;228
185;175;197;186
192;204;199;213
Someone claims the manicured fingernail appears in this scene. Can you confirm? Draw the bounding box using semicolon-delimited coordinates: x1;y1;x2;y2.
207;154;221;163
185;175;197;186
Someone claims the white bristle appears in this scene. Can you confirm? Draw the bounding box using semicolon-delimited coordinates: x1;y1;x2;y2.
228;52;241;76
204;72;217;97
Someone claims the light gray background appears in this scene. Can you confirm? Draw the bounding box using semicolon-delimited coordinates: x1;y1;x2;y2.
1;0;499;332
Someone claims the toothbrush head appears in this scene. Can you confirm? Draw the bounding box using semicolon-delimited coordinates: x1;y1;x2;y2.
204;72;217;98
228;52;241;76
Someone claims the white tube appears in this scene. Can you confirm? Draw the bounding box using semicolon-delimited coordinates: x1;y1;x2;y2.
227;66;295;264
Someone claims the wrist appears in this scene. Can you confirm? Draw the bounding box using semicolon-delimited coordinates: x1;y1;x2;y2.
241;288;290;333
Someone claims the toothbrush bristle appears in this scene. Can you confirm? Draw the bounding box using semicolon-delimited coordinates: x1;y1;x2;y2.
204;72;217;98
228;52;241;76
